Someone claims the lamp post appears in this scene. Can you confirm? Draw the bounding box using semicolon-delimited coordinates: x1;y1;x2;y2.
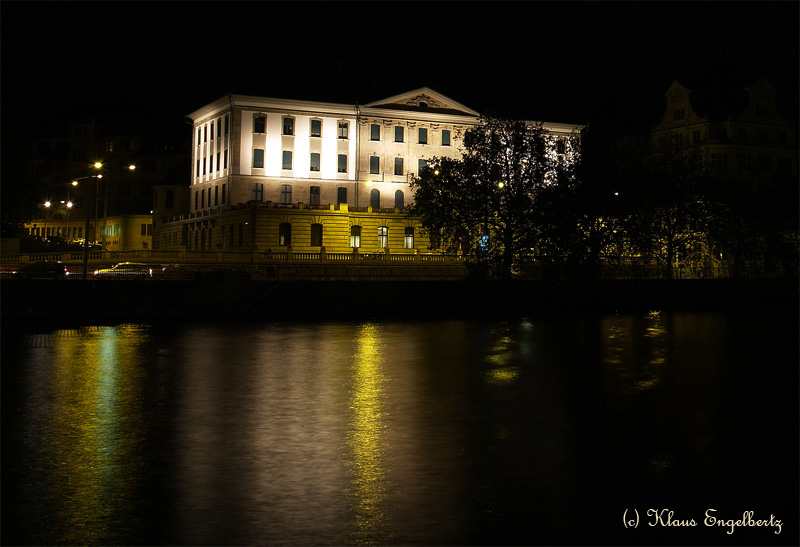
43;201;51;241
82;162;103;280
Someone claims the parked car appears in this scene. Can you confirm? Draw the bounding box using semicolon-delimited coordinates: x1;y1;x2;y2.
12;261;69;280
93;262;154;278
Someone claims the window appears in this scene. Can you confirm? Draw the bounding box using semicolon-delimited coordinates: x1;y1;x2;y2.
673;108;685;121
711;153;728;170
165;189;174;208
758;155;772;172
369;156;380;174
395;126;404;142
282;150;293;170
253;149;264;168
224;115;229;135
739;129;748;144
337;187;347;204
252;183;263;201
404;227;414;249
283;117;294;135
224;150;228;169
418;159;427;174
105;140;114;152
280;184;292;204
217;120;221;138
370;189;380;209
756;103;769;117
310;119;322;137
418;128;427;144
238;223;244;246
350;225;361;248
378;226;388;248
310;223;323;247
395;190;404;209
338;154;347;173
370;124;380;141
338;121;349;139
204;126;208;142
202;157;206;175
196;160;200;177
214;186;219;206
221;183;226;205
394;157;404;175
279;223;291;246
210;123;214;140
194;191;198;209
693;130;701;144
309;186;320;205
442;129;451;146
310;152;321;172
737;153;752;170
254;115;265;133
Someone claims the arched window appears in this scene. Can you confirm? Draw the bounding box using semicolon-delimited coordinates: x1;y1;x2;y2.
350;225;361;248
370;189;380;209
378;226;388;248
395;190;404;209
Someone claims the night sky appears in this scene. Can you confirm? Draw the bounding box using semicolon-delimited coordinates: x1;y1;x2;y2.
1;1;798;138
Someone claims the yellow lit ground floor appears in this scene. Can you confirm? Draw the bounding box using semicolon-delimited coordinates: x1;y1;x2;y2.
155;201;431;254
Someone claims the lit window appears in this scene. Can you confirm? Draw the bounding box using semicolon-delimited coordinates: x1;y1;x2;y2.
442;129;451;146
282;150;293;170
253;149;264;169
338;154;347;173
370;124;380;141
283;117;294;135
378;226;388;248
281;184;292;204
254;115;266;133
310;152;321;172
395;126;404;142
418;128;427;144
350;225;361;248
310;119;322;137
279;223;291;246
369;156;380;174
394;157;404;175
338;121;349;139
310;223;323;246
404;226;414;248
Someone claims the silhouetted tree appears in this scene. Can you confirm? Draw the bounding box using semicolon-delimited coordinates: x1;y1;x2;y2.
409;117;580;279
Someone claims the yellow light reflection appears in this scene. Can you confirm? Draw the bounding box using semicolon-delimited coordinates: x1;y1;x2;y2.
45;325;147;544
346;323;392;545
483;334;520;385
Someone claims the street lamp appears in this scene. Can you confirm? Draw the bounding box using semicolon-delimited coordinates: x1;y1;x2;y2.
82;162;103;280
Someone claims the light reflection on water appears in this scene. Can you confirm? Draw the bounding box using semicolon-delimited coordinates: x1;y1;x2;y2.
2;311;797;546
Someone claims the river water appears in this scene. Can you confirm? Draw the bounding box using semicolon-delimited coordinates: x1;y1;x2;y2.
1;309;797;546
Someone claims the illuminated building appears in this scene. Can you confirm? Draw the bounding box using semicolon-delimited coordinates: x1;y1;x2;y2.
156;88;581;253
652;77;797;177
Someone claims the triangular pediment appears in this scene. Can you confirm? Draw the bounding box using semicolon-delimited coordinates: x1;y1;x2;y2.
365;87;481;117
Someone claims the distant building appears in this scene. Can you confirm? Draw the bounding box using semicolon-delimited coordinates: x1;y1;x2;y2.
25;123;190;250
155;88;581;253
652;77;798;177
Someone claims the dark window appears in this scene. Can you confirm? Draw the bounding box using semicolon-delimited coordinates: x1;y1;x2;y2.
337;187;347;204
310;119;322;137
395;190;404;209
418;128;427;144
254;115;266;133
252;183;263;201
394;157;404;175
253;149;264;168
395;126;404;142
369;156;380;174
370;124;380;141
282;150;292;170
370;189;380;209
418;159;427;174
441;129;451;146
310;223;323;246
283;117;294;135
165;189;174;208
221;183;226;205
309;186;320;205
310;152;320;172
338;154;347;173
280;184;292;204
